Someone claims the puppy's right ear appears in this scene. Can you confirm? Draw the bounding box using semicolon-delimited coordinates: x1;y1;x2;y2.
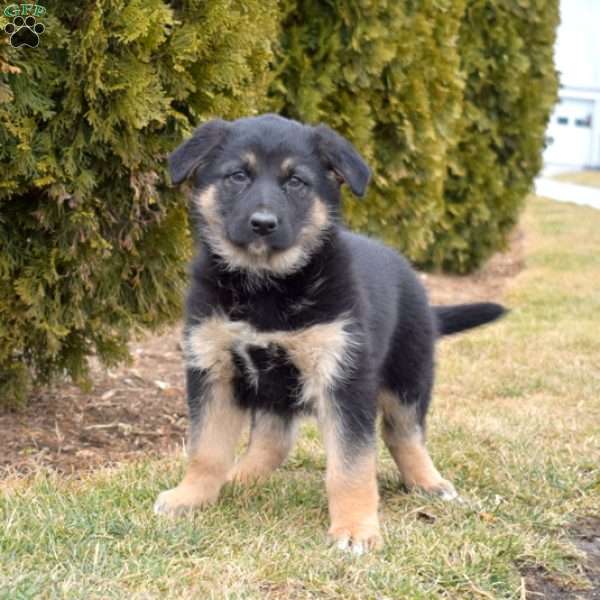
169;119;229;185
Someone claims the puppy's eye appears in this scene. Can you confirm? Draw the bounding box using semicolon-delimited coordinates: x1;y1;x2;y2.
227;171;249;184
286;175;305;190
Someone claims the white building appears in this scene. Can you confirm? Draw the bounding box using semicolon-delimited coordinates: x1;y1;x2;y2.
544;0;600;168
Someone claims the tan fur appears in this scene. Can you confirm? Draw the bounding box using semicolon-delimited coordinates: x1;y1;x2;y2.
315;393;381;551
154;373;247;516
281;157;294;173
379;390;456;498
323;420;381;550
195;185;220;224
378;389;420;438
185;313;355;409
228;413;298;483
193;185;330;276
242;152;256;169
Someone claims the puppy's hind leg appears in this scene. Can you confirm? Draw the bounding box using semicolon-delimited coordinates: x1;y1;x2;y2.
228;411;299;484
379;389;457;500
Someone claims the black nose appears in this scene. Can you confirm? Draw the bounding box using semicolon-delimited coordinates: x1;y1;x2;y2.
249;211;278;236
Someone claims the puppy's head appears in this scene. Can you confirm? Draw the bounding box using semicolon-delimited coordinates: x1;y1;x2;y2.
169;114;370;276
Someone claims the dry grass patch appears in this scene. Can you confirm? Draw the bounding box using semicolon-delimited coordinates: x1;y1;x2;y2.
553;169;600;188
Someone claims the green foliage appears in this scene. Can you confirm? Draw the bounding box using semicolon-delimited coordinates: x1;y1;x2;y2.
428;0;561;272
271;0;559;272
0;1;280;406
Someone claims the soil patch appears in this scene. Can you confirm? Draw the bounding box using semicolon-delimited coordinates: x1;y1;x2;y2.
521;517;600;599
424;229;525;305
0;229;523;478
0;328;188;478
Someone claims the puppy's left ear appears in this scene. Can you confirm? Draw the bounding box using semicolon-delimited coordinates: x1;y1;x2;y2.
169;119;229;185
313;124;371;197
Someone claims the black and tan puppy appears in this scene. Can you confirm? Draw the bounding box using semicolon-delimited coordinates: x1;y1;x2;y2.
154;114;506;553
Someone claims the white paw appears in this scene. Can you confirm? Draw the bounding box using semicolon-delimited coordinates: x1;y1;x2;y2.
432;479;459;501
329;524;382;555
153;485;213;517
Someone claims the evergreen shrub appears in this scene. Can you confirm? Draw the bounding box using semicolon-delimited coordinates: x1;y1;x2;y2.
428;0;560;271
0;1;279;406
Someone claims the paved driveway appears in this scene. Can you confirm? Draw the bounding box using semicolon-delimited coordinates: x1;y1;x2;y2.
534;177;600;209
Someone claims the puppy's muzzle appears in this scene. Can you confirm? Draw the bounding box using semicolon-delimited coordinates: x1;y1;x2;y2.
250;211;279;236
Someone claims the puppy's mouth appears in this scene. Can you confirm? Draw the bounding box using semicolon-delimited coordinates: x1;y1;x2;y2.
246;239;271;256
226;231;294;255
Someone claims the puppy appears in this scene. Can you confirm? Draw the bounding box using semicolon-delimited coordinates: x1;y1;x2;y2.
154;114;506;553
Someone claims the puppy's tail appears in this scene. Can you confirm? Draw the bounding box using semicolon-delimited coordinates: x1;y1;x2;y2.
433;302;507;336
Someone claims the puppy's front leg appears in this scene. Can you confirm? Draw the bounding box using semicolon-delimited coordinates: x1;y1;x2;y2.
228;411;299;484
154;368;246;516
320;389;381;554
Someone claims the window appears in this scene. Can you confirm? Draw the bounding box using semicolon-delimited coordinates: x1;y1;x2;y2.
574;116;592;128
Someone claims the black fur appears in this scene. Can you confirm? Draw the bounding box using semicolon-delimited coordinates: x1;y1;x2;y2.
169;119;229;185
173;113;507;478
231;344;303;418
433;303;506;336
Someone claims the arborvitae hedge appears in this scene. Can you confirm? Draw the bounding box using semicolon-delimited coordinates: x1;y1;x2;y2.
427;0;560;272
271;0;559;272
0;1;280;406
1;0;558;405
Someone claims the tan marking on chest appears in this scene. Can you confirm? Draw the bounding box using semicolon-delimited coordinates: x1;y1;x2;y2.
184;315;356;401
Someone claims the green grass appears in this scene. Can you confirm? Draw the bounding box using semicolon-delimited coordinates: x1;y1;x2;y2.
553;169;600;188
2;197;600;599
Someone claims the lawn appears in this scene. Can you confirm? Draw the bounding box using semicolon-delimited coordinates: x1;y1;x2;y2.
553;169;600;188
1;196;599;599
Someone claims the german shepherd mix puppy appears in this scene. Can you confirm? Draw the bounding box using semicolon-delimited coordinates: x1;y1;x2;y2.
154;114;506;553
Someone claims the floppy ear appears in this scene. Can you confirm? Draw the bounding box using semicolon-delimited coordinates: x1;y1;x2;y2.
169;119;229;185
313;124;371;197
